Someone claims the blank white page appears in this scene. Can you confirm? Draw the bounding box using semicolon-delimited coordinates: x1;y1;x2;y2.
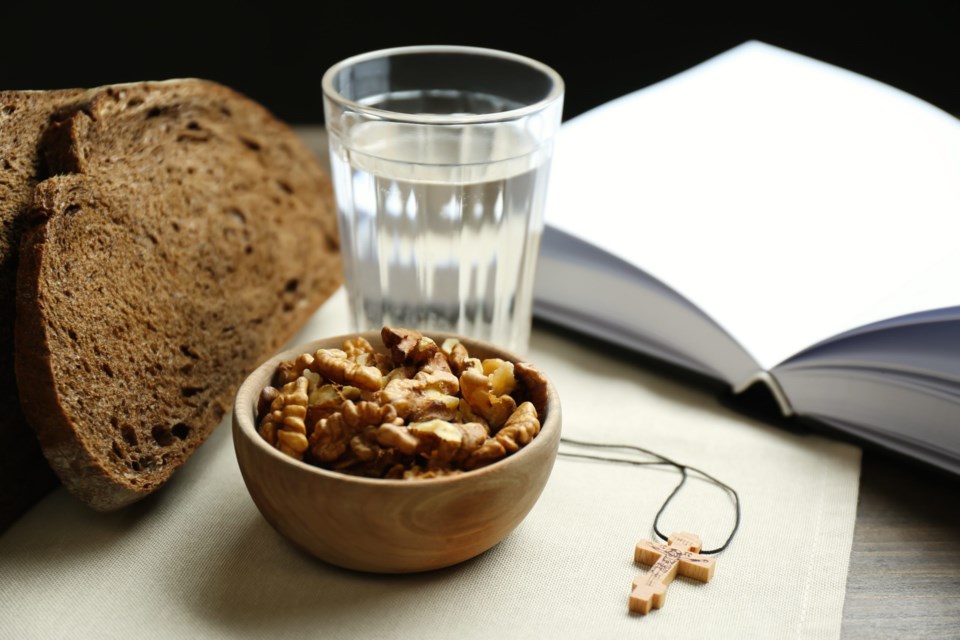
545;41;960;372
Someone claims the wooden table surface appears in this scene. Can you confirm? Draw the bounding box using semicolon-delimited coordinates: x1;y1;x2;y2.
842;450;960;639
301;126;960;639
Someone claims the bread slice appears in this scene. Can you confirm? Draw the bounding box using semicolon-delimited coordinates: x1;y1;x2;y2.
14;80;341;511
0;88;95;529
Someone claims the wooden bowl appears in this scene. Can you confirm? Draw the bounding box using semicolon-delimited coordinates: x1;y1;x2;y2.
232;331;561;573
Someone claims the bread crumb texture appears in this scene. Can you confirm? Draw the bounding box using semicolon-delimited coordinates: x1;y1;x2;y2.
14;80;341;511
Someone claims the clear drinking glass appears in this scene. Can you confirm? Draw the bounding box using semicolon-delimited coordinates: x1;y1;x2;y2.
322;45;564;354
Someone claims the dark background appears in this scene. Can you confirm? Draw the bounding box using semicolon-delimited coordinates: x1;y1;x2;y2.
4;2;959;122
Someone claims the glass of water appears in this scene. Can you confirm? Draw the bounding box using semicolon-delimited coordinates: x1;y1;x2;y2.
322;45;564;354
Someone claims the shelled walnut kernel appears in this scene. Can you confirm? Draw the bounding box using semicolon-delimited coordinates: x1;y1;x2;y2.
256;327;548;478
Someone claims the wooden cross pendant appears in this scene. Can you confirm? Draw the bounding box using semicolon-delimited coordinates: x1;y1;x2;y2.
629;532;717;614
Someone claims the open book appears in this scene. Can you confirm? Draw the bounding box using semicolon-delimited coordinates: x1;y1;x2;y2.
534;41;960;474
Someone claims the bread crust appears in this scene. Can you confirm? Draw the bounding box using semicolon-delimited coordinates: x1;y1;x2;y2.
0;88;91;528
13;80;341;511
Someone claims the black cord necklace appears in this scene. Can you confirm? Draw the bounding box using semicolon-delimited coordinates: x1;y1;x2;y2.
558;436;741;614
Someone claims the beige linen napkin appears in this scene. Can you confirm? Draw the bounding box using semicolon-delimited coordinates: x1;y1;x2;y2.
0;289;861;639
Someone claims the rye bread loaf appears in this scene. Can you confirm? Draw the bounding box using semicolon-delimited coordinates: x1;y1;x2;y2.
14;80;341;511
0;88;95;529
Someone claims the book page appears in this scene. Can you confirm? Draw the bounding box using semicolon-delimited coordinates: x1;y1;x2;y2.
535;226;761;385
545;41;960;372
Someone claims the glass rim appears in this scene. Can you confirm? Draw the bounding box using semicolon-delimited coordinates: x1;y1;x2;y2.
321;45;565;125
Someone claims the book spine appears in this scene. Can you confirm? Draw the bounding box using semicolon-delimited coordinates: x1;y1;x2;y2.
734;371;795;417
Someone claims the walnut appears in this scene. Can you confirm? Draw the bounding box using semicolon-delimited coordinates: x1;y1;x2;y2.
381;326;447;368
482;359;517;396
464;402;540;470
376;378;423;418
310;412;349;462
411;419;462;462
384;464;407;479
458;355;484;376
330;449;362;471
459;367;517;430
309;348;382;391
306;382;349;425
515;362;549;418
382;326;427;364
259;376;311;460
276;352;317;385
309;399;400;462
415;361;458;395
424;346;454;373
457;421;489;459
376;377;459;422
343;336;392;372
258;417;278;447
257;386;279;421
349;426;380;461
381;326;420;363
343;336;375;362
440;338;472;376
375;422;419;455
457;398;489;429
301;369;321;391
338;444;407;478
383;365;417;385
409;419;489;463
275;361;298;386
